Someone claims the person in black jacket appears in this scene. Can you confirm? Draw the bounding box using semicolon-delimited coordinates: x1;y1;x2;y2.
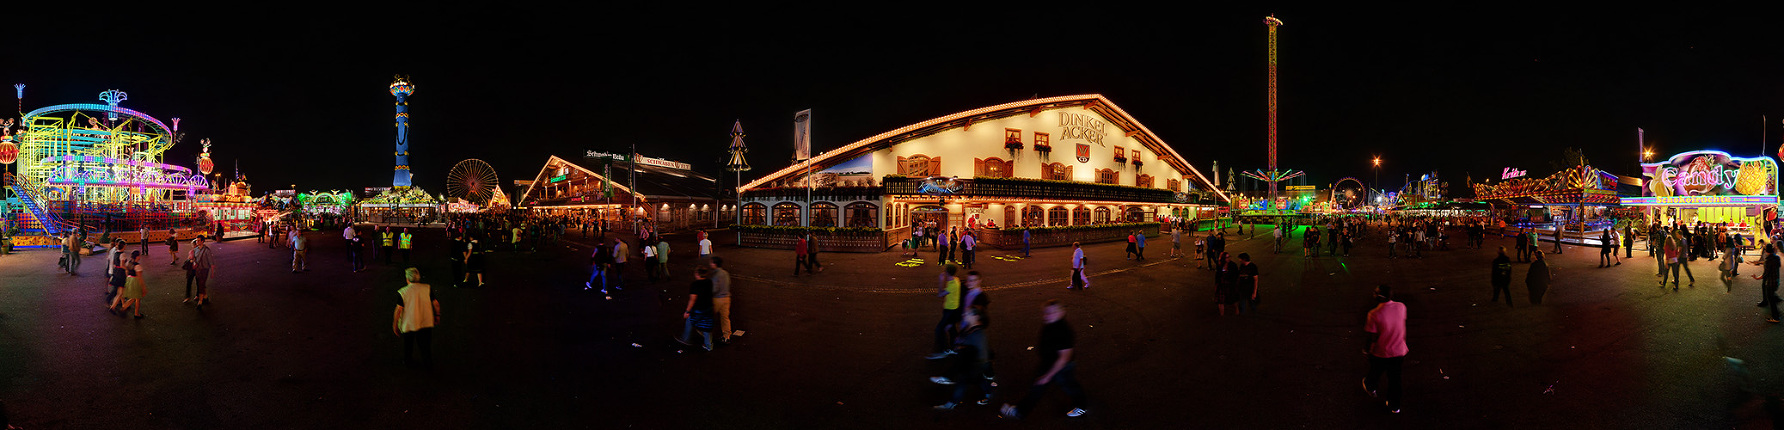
1491;247;1513;307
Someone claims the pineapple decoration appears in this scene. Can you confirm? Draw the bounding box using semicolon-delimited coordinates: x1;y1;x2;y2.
1735;160;1774;196
0;118;17;165
197;138;215;175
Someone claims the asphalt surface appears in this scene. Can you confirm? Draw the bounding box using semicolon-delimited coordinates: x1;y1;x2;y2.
0;225;1779;429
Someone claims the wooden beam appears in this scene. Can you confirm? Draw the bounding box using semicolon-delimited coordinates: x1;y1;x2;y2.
1125;130;1142;138
962;118;973;131
1029;107;1044;117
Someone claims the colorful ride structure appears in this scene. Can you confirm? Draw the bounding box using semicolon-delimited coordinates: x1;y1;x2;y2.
2;88;211;247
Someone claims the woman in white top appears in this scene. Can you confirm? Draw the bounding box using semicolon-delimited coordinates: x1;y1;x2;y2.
393;267;441;369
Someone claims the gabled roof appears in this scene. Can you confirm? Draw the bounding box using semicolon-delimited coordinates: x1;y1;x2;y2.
518;155;724;206
739;94;1229;202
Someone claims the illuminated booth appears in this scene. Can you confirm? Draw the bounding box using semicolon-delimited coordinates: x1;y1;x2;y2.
1621;150;1778;234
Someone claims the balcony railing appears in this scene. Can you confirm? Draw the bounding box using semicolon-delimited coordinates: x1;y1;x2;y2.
883;176;1178;203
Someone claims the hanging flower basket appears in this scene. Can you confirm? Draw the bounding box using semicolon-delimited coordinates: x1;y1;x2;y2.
1034;144;1052;153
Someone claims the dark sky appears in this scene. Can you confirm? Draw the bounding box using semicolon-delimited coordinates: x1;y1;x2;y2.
7;5;1782;197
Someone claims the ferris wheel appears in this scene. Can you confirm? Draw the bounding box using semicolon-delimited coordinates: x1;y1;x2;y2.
446;159;500;204
1332;177;1368;209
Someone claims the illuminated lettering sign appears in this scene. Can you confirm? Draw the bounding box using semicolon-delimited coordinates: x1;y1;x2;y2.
1501;167;1526;179
1640;150;1777;199
1056;112;1108;146
1285;185;1316;191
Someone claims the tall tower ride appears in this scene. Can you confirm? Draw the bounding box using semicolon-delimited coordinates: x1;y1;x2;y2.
390;75;415;189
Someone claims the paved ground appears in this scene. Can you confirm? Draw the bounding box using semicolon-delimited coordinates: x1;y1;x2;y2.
0;224;1779;429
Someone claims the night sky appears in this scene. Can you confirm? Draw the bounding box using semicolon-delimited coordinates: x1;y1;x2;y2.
6;5;1781;197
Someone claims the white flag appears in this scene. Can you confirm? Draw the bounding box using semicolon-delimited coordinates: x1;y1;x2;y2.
793;109;812;161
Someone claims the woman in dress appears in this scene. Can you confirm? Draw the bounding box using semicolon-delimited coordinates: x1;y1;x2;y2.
120;251;147;318
106;249;128;314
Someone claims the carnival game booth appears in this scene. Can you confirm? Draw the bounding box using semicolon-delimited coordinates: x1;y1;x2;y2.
357;187;442;224
1472;165;1624;246
736;94;1228;252
1621;150;1778;242
516;155;729;233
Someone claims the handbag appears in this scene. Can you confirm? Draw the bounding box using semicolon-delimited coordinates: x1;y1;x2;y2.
182;260;195;271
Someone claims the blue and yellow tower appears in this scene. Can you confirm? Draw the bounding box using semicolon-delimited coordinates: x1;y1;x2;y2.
390;75;415;189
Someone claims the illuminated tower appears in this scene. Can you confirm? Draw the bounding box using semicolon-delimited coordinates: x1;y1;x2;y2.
390;75;415;189
1264;15;1283;203
1240;16;1303;207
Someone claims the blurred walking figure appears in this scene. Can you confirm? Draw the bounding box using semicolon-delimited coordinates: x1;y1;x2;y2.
1362;284;1408;414
1068;242;1088;290
392;267;440;369
999;300;1088;420
675;267;718;351
926;264;963;360
118;251;147;318
931;308;993;411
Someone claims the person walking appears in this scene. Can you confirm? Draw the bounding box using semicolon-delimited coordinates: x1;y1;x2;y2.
1527;250;1551;304
642;238;660;283
1675;231;1696;288
927;264;964;360
392;267;441;369
610;238;628;291
1721;241;1742;293
1209;232;1226;269
1215;252;1238;316
117;252;147;319
961;231;977;270
139;226;150;257
1491;247;1514;307
1599;230;1615;268
1387;229;1398;259
999;300;1088;420
943;227;958;265
697;231;713;267
1124;231;1137;261
1022;228;1031;258
291;229;308;273
106;250;128;314
461;237;485;287
793;235;809;276
1624;223;1636;259
1753;245;1781;323
1362;284;1409;414
932;307;994;411
1195;234;1207;262
1273;223;1285;254
1068;242;1088;290
190;237;215;309
805;234;822;274
709;257;733;345
675;267;719;351
655;237;672;281
1514;228;1528;262
104;239;124;288
380;227;395;264
587;240;611;293
1170;226;1182;258
1135;231;1147;261
1236;253;1259;315
399;228;413;264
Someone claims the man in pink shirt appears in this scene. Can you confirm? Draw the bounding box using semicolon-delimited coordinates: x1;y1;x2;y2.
1362;284;1408;414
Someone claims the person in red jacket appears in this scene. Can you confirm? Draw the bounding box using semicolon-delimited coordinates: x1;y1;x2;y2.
793;236;809;276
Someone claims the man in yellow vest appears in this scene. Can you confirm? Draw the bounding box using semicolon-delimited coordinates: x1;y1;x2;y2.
399;228;414;263
381;227;396;264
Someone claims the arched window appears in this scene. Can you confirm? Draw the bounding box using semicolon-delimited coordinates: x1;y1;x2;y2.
1094;207;1111;224
1042;163;1072;181
1096;169;1117;185
773;202;802;226
742;203;767;225
1126;206;1155;223
845;202;879;228
1072;206;1090;226
1048;206;1068;227
1023;206;1044;228
810;202;838;227
1137;174;1154;188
